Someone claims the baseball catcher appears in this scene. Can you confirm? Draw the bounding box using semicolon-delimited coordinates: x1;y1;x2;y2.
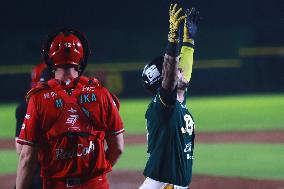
16;29;125;189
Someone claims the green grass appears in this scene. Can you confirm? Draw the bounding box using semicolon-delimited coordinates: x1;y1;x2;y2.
1;94;283;181
0;145;148;175
1;94;284;137
119;99;149;134
115;143;284;180
188;94;284;132
194;143;284;180
0;103;17;138
1;144;284;180
114;145;148;170
0;150;18;175
120;94;284;134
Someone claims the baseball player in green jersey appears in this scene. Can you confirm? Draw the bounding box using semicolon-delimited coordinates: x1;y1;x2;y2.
140;4;200;189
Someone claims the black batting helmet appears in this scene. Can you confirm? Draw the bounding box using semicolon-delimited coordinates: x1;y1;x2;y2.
141;55;164;94
42;28;90;75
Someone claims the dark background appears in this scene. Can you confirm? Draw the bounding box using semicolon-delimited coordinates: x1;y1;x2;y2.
0;0;283;100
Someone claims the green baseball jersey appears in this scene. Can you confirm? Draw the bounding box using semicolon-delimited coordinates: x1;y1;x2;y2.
143;89;195;187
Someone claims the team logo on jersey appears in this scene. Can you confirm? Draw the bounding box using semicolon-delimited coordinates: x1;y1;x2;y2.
66;115;79;126
55;141;95;160
68;107;77;113
25;114;30;119
82;87;96;92
145;65;160;83
184;142;192;153
21;123;26;130
184;142;194;160
44;92;57;99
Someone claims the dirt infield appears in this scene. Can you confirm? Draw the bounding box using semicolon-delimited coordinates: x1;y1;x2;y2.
2;171;284;189
123;130;284;145
1;130;284;189
109;171;284;189
2;130;284;149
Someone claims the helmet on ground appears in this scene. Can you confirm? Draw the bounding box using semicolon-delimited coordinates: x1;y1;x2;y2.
42;28;89;75
31;62;47;87
141;55;164;94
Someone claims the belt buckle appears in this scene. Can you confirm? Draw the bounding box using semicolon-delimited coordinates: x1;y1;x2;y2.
66;178;82;188
164;184;174;189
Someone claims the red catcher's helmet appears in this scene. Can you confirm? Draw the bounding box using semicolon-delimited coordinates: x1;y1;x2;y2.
48;32;83;66
42;29;89;75
31;62;47;87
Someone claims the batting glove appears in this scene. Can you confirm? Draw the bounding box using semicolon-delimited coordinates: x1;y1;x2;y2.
183;7;201;46
168;4;186;43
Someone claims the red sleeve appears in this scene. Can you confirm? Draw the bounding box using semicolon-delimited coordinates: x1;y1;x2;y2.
110;93;120;110
102;89;124;138
17;95;43;147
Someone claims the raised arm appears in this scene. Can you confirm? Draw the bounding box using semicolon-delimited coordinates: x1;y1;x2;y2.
179;8;201;82
161;4;186;92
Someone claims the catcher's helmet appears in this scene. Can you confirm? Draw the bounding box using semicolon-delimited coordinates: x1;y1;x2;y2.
42;28;89;75
141;55;164;94
31;62;47;87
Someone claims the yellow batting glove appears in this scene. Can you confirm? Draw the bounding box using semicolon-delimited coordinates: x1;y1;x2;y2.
168;4;186;43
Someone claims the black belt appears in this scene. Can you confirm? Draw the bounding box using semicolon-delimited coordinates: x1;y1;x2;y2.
66;178;82;188
44;174;107;189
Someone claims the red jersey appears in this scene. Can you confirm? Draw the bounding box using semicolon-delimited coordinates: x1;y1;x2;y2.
17;76;124;181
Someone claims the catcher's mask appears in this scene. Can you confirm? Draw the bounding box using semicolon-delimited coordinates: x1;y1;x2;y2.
42;28;90;75
141;55;164;94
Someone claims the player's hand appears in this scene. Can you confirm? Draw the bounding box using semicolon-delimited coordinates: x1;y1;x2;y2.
168;4;186;43
183;8;201;44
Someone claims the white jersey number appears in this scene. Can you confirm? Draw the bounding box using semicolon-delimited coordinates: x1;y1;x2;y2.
181;114;194;136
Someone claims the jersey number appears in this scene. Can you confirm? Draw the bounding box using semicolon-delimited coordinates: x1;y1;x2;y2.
64;42;72;47
181;114;194;136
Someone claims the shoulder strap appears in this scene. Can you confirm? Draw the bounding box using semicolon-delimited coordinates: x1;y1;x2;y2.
47;77;101;104
25;82;49;102
48;77;105;127
73;76;100;99
77;76;101;88
47;79;77;104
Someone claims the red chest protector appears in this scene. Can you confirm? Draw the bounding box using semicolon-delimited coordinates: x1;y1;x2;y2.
42;77;111;179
